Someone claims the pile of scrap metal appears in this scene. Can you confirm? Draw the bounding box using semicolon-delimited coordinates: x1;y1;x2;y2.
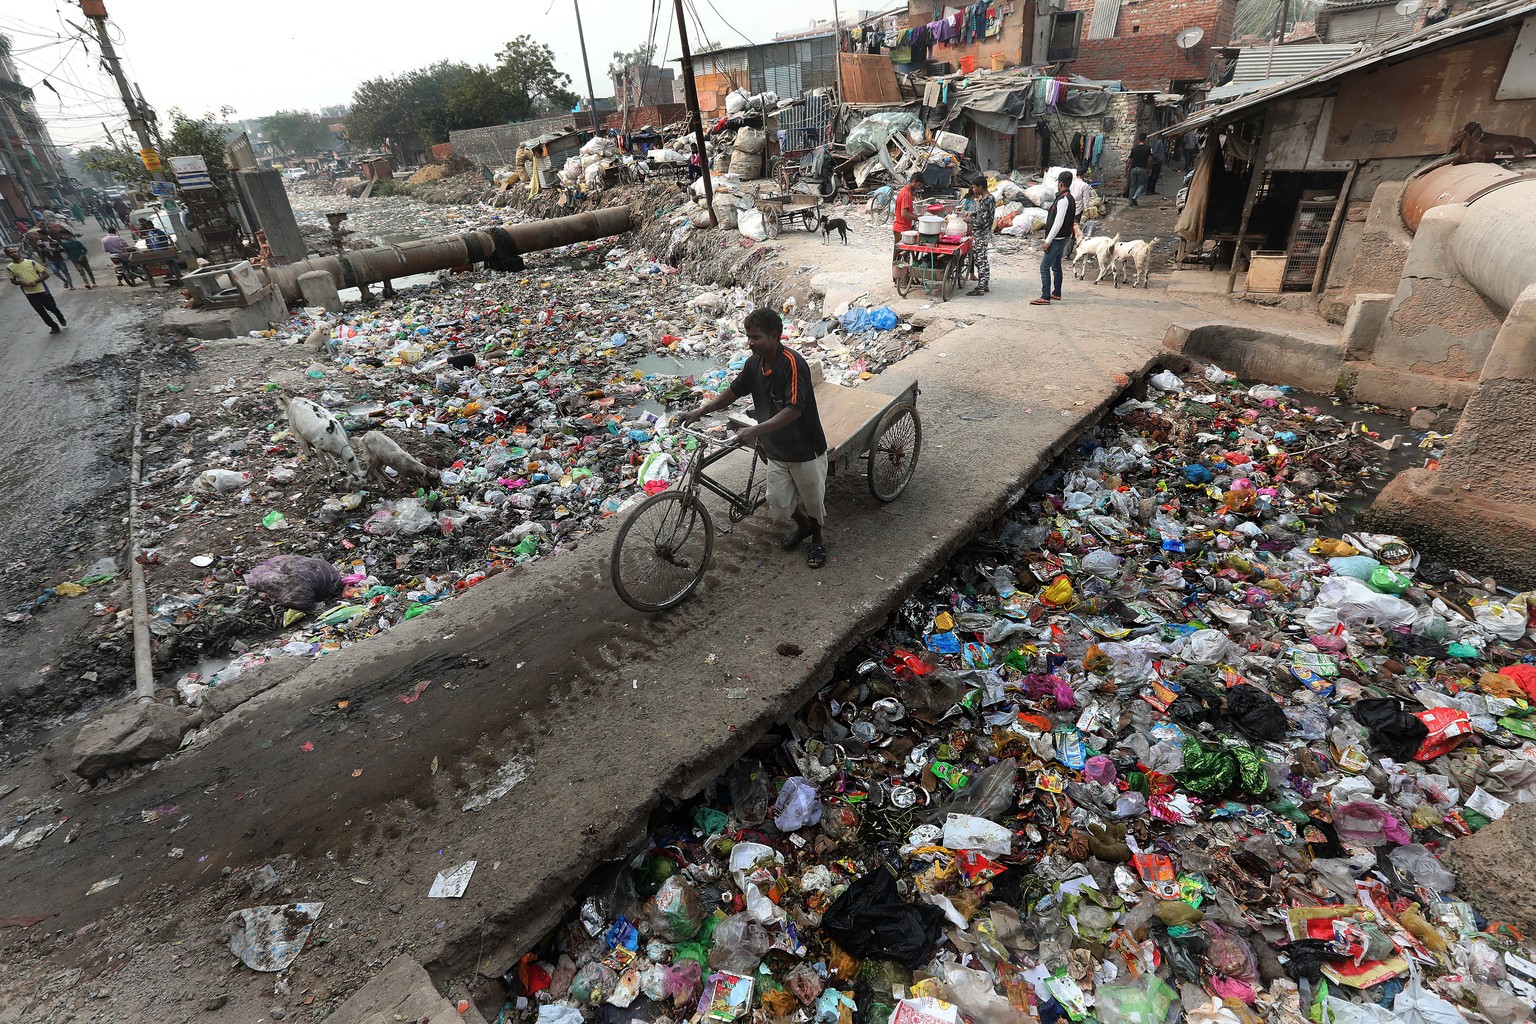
834;110;970;189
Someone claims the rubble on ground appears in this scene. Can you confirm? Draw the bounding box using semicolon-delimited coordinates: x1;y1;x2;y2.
125;242;916;716
490;365;1536;1024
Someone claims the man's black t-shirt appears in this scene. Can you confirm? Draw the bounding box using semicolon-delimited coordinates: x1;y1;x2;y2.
729;345;827;463
1129;143;1152;169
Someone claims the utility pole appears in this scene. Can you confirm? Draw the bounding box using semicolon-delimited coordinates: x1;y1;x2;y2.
82;2;187;240
571;0;602;135
831;0;843;99
1264;0;1290;77
673;0;717;226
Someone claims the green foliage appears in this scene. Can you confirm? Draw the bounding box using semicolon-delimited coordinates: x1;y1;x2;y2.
261;109;332;157
346;36;578;153
79;144;146;189
166;107;237;199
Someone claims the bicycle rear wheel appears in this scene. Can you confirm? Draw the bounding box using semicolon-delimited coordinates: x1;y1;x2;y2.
611;490;715;612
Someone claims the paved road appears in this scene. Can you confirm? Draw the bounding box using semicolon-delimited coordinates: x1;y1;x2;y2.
0;223;157;694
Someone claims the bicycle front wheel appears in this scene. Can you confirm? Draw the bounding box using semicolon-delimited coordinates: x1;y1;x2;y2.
611;490;715;612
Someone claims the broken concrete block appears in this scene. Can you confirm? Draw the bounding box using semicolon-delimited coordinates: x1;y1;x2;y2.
1447;801;1536;938
71;702;191;779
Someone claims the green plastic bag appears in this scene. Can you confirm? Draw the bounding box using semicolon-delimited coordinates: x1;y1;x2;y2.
1369;565;1412;594
1093;976;1177;1024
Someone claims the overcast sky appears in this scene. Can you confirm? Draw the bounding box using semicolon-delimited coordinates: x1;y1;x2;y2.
0;1;871;151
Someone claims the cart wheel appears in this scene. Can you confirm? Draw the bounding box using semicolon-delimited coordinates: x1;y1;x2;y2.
962;249;978;282
940;258;960;301
868;405;922;502
894;259;914;298
801;210;818;231
611;490;715;612
768;156;782;182
818;175;839;200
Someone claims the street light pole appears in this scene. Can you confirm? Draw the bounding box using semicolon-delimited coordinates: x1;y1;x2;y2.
572;0;602;135
672;0;717;226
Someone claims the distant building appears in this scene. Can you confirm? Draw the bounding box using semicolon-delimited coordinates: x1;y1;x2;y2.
691;35;839;112
1052;0;1239;91
0;47;70;223
611;64;676;107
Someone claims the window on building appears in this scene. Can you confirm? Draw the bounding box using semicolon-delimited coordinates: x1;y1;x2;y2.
1087;0;1122;40
1048;11;1083;61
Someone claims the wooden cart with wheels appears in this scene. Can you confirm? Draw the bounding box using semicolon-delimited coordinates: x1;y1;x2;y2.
894;236;973;301
611;373;922;611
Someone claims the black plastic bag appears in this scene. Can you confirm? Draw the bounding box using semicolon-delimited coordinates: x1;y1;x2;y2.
1228;684;1287;741
821;865;945;968
1352;697;1428;761
1169;682;1224;731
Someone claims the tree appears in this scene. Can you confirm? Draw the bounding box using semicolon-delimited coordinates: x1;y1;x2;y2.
261;109;330;157
346;42;579;156
165;108;238;199
490;36;578;122
79;144;146;189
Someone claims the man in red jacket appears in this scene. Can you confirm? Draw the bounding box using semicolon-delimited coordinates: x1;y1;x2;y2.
892;170;921;263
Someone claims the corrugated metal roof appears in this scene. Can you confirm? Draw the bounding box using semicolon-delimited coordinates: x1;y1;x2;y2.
1161;0;1536;136
1231;43;1362;81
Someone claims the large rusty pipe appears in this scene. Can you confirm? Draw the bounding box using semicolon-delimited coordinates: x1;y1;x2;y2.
1400;162;1522;233
265;206;634;303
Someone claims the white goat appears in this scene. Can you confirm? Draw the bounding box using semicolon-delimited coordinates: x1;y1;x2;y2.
1111;237;1160;288
1072;232;1119;283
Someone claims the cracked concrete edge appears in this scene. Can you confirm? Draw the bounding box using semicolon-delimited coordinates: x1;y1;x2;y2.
425;346;1181;987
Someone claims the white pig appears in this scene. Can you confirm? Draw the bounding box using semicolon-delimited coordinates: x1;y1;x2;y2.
358;430;437;488
277;395;363;478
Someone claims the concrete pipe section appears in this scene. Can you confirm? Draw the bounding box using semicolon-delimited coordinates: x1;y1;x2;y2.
264;206;635;304
1451;176;1536;314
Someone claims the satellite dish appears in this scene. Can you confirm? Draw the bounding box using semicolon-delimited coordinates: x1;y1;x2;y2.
1394;0;1421;15
1175;26;1205;49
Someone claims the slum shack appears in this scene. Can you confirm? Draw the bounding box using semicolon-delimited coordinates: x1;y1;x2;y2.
1163;0;1536;300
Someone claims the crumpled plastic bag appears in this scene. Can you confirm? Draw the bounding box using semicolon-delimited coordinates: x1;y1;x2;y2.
1324;998;1402;1024
363;496;435;536
1393;971;1470;1024
219;901;324;972
821;865;945;968
941;813;1012;856
1227;684;1287;741
537;1004;585;1024
1094;975;1178;1024
1318;576;1417;628
648;875;707;941
1387;844;1456;893
1183;629;1236;665
838;305;899;335
773;776;822;831
244;554;343;610
1175;738;1268;798
1353;697;1429;761
708;914;770;972
1472;599;1527;640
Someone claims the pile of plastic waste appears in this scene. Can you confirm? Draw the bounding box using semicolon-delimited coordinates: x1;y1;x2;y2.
499;366;1535;1024
145;250;914;704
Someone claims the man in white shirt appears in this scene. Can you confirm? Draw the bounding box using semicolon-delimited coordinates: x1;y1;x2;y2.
1031;171;1077;306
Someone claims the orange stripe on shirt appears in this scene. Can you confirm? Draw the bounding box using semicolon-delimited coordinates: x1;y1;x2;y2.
786;349;799;405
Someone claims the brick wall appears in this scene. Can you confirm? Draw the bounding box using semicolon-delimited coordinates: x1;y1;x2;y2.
598;103;687;131
905;0;1035;70
1059;0;1237;89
